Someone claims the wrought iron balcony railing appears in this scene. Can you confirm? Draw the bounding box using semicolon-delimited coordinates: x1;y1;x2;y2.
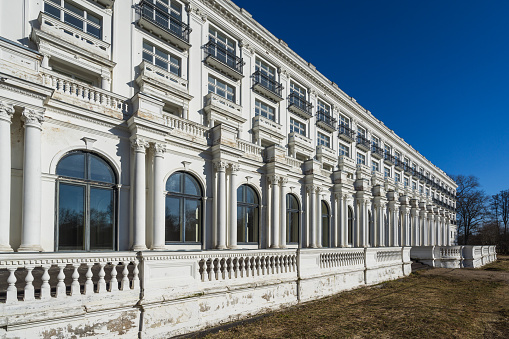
338;124;355;141
384;152;395;165
394;158;404;169
251;70;283;98
202;40;244;74
138;0;191;43
371;145;384;158
316;110;337;130
356;135;370;149
288;92;313;117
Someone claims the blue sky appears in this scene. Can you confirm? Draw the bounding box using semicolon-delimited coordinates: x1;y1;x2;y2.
232;0;509;196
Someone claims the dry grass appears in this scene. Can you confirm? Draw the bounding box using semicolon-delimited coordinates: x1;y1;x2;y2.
199;256;509;339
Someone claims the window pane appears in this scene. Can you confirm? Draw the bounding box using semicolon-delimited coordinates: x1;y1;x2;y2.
57;153;86;179
247;206;258;242
166;172;182;192
143;51;153;63
245;186;256;204
322;215;329;247
44;3;61;18
184;174;201;196
288;211;299;243
88;13;101;25
58;183;85;250
165;196;181;241
89;154;115;183
184;199;200;242
237;206;246;243
87;24;101;39
64;13;84;30
236;185;244;202
89;187;114;250
64;2;84;17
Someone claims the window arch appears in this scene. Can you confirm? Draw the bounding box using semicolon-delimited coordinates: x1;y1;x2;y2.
348;206;353;245
286;194;300;244
56;151;117;251
237;184;259;243
321;201;330;248
165;171;202;243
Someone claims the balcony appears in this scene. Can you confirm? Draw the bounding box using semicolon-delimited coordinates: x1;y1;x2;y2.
288;132;314;158
316;110;337;132
371;145;384;160
203;40;244;80
93;0;115;8
137;0;191;50
404;164;412;175
136;61;191;103
384;153;395;166
288;92;313;119
356;135;370;152
251;70;283;102
203;92;245;128
338;124;355;143
316;145;337;167
252;115;284;145
394;158;404;171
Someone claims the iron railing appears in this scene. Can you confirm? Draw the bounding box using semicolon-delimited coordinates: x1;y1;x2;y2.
316;110;337;130
202;40;244;74
338;124;355;140
138;0;191;43
384;152;395;165
288;92;313;116
251;70;283;98
356;135;370;149
371;145;384;158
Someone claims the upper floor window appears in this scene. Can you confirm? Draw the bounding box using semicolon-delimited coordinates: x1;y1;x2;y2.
384;167;391;178
317;132;330;148
317;99;330;116
395;172;401;183
338;114;350;128
404;177;409;187
357;153;366;165
290;118;306;136
255;99;275;121
372;135;380;147
384;144;392;155
357;126;366;138
44;0;102;39
209;26;235;54
404;157;409;166
143;41;181;76
255;58;276;80
395;151;401;161
290;82;306;99
412;181;417;190
339;143;349;157
208;75;235;102
372;160;379;172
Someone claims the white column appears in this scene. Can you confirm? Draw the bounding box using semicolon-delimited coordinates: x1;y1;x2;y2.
442;217;447;246
228;164;239;249
341;195;348;247
420;211;427;246
334;193;341;247
131;138;149;251
411;208;418;246
0;102;14;251
151;143;166;250
279;178;288;248
215;161;228;249
18;109;44;252
316;187;323;248
447;218;451;246
435;214;441;246
392;204;399;247
428;214;434;245
270;175;280;248
309;185;316;248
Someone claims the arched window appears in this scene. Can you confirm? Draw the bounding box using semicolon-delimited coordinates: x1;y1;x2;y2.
165;172;202;243
348;206;353;245
237;185;259;243
56;151;117;251
286;194;300;244
321;201;330;248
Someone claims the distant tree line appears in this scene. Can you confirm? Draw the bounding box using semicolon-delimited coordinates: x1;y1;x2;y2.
451;174;509;253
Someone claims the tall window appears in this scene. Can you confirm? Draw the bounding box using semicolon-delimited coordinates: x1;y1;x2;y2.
321;201;330;248
372;160;379;172
338;114;350;128
357;126;366;138
165;172;202;243
384;144;392;156
339;143;349;157
44;0;102;39
237;185;259;243
208;75;235;102
143;41;181;76
286;194;300;243
348;206;353;245
290;118;306;136
404;177;409;187
372;135;379;147
317;99;330;116
141;0;184;37
357;153;366;165
56;151;116;251
255;58;276;80
255;99;275;121
395;172;401;183
317;132;330;148
208;26;237;68
290;82;306;98
384;167;391;178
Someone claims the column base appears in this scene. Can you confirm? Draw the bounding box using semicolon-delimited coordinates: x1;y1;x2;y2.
279;245;287;249
228;245;238;249
309;244;318;248
0;244;13;252
150;245;166;251
216;245;227;250
270;244;280;249
17;244;43;252
132;245;147;251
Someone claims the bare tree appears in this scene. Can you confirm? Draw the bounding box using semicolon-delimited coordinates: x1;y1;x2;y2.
451;175;487;245
500;190;509;236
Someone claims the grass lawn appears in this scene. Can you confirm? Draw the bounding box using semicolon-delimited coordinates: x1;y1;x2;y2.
199;255;509;338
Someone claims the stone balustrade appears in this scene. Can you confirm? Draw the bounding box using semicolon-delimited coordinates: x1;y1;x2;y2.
237;139;264;159
411;245;497;268
42;70;129;116
164;113;208;143
286;156;303;168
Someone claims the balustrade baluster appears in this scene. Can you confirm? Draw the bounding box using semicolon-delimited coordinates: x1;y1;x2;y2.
213;259;219;281
83;87;90;101
238;258;244;278
56;264;66;298
24;265;35;301
71;263;81;296
132;260;140;289
245;257;250;277
84;263;94;295
110;262;118;292
97;262;107;293
70;82;76;97
41;264;51;300
121;262;129;290
260;256;266;275
220;258;226;280
6;267;18;303
232;258;238;279
226;258;232;279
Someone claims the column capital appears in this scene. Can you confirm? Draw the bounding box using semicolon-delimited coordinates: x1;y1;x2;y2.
21;108;44;129
153;143;166;156
214;160;229;172
267;174;280;185
0;101;15;123
230;163;240;173
280;177;288;186
131;138;149;153
306;184;317;193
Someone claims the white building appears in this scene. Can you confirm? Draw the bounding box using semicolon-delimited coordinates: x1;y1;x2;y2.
0;0;495;337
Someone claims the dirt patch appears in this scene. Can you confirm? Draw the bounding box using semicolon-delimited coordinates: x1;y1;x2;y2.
198;256;509;339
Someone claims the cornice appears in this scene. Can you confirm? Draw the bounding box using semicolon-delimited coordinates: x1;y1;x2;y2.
195;0;456;188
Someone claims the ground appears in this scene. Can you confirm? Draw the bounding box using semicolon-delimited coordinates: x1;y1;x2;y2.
197;256;509;338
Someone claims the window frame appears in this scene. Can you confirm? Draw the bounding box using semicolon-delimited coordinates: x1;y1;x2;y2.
208;75;235;102
237;184;260;244
44;0;103;39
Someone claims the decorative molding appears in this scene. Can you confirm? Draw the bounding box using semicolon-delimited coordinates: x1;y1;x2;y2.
0;84;47;101
213;160;229;171
131;138;149;152
21;108;45;128
81;137;97;149
230;163;240;172
0;101;15;122
154;143;167;156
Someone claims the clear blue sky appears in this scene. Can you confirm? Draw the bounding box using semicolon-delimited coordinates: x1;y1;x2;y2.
232;0;509;196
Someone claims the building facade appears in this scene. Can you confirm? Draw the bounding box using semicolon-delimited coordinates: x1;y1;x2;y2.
0;0;489;337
